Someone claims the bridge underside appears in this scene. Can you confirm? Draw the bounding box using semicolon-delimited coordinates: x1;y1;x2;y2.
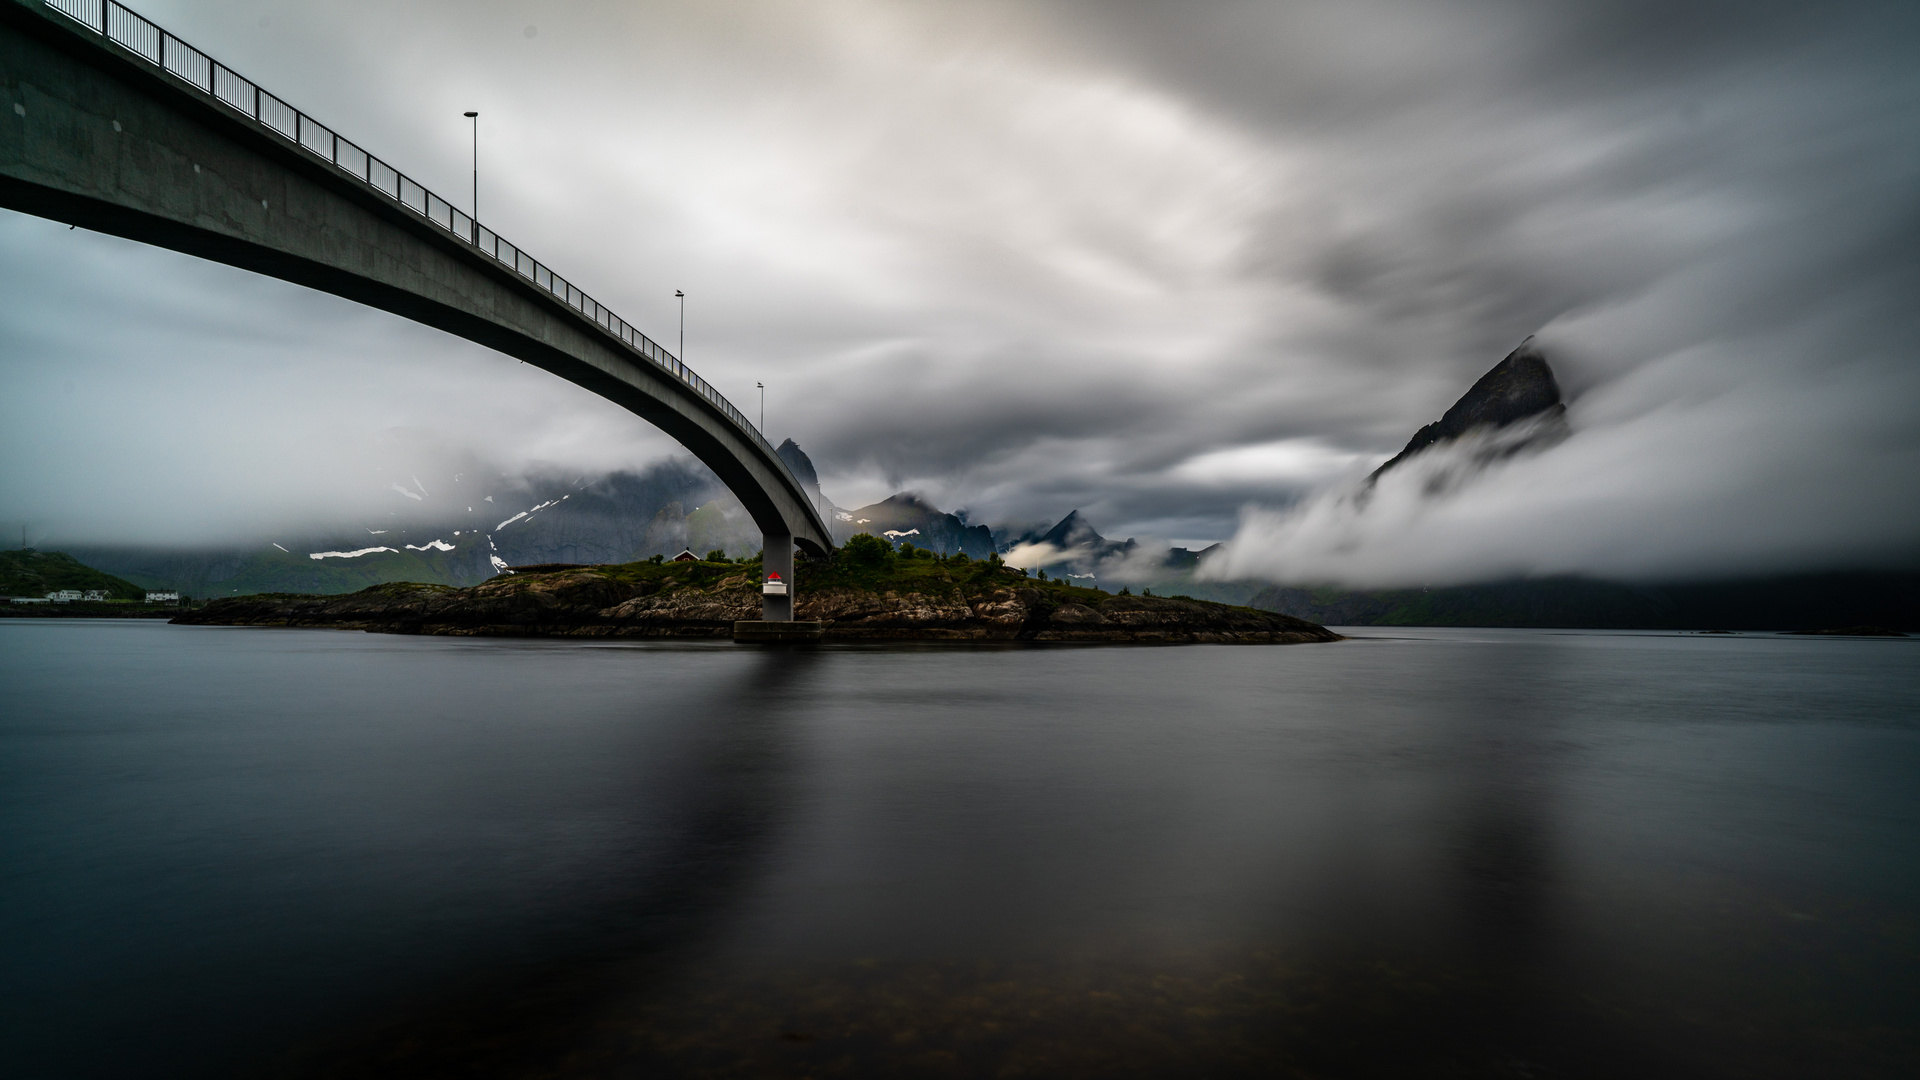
0;1;831;611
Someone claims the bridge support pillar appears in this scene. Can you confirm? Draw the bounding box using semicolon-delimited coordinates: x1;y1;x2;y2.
761;531;794;622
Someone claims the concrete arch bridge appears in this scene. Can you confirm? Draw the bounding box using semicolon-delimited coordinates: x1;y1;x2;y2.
0;0;830;619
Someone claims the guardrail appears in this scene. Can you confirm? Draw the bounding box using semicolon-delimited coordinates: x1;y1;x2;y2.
43;0;813;517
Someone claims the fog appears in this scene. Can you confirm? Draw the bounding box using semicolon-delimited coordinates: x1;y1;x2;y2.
3;0;1916;580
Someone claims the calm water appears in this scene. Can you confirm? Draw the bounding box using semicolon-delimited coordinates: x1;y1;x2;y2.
2;620;1916;1078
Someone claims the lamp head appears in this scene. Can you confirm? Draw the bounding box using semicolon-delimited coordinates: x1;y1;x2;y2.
463;111;477;118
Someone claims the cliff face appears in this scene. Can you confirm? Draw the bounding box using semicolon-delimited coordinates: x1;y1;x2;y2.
175;560;1340;644
1370;337;1566;480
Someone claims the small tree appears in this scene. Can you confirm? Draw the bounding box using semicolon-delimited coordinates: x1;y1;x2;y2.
705;549;727;563
648;554;664;565
841;532;893;568
1119;586;1132;596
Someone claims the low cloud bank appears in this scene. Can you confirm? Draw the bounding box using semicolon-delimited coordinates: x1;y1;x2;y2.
1208;325;1920;587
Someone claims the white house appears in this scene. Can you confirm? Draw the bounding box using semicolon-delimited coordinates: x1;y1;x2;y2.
46;590;82;602
82;590;109;602
146;592;181;604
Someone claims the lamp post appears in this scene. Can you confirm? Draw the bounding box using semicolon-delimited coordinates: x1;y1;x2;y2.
462;111;478;239
757;381;765;432
674;289;685;360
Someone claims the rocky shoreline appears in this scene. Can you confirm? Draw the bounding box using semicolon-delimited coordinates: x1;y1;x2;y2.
172;559;1340;644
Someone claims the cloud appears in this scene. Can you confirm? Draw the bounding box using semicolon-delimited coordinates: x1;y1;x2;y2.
1209;329;1920;585
3;0;1917;573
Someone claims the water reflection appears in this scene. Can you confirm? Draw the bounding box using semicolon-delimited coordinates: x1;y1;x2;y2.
2;626;1915;1079
273;646;823;1077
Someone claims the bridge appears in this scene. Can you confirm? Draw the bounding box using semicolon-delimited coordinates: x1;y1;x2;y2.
0;0;832;621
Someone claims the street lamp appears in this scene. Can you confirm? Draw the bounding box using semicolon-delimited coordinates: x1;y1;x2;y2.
674;289;685;361
757;381;765;432
462;111;478;239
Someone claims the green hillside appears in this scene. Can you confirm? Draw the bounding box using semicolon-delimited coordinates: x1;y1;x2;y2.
0;550;147;600
200;546;470;599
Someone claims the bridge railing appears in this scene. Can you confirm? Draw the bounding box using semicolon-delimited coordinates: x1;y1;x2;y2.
43;0;816;525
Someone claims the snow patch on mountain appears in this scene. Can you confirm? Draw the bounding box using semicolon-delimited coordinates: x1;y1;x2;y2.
310;547;397;560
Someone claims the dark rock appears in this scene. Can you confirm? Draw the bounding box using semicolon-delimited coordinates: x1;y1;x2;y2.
1371;337;1565;481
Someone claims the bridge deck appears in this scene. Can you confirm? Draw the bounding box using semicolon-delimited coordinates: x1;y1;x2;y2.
1;0;831;615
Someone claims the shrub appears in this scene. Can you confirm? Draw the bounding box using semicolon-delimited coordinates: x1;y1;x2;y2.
952;553;971;564
1119;586;1132;596
898;541;918;558
705;550;727;563
841;533;893;568
648;554;664;565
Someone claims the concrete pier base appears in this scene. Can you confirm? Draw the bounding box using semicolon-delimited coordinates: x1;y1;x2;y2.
761;531;794;622
733;620;824;643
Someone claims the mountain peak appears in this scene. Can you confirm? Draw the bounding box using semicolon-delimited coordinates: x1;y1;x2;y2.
1039;510;1105;550
878;492;935;512
1371;337;1565;480
775;439;821;489
842;492;996;558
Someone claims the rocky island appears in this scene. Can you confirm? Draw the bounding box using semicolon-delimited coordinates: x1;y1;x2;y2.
174;540;1338;644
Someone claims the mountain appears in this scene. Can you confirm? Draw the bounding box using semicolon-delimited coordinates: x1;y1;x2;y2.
1234;339;1920;630
776;439;826;508
840;493;996;558
1370;337;1566;481
1;549;146;599
1013;510;1138;570
1165;544;1223;570
64;454;783;598
1249;572;1920;631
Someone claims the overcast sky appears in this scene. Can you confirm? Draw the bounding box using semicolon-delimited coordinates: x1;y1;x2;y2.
4;0;1917;582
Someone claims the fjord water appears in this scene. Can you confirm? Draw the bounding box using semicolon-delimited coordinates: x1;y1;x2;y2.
2;621;1916;1078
